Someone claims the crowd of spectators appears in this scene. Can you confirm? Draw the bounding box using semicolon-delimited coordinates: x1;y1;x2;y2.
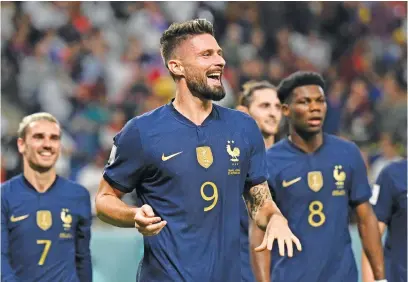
1;2;406;214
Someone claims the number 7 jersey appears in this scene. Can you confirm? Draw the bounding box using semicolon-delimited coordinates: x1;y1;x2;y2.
265;134;371;282
103;101;268;282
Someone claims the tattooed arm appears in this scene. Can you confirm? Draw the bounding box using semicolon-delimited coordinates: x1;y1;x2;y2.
244;181;302;258
243;181;282;230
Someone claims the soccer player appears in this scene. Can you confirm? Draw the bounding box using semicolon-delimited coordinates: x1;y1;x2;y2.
1;113;92;282
95;19;301;281
362;159;407;282
236;80;283;282
250;71;386;282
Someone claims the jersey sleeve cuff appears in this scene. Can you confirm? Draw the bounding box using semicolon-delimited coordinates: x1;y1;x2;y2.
349;194;371;207
245;176;267;191
103;173;132;194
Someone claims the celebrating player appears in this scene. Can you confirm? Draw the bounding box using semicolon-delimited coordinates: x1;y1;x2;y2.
236;80;283;282
362;159;407;282
95;19;301;281
1;113;92;282
250;71;386;282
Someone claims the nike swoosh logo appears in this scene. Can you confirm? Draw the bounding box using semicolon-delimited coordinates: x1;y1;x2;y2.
10;214;29;222
162;151;183;161
282;177;301;188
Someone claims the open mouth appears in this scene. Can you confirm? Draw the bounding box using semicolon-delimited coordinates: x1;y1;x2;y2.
308;117;322;126
207;72;222;84
38;151;54;158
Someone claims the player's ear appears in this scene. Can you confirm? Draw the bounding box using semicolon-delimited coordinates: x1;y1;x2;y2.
236;105;249;114
281;103;290;117
168;59;184;78
17;137;26;154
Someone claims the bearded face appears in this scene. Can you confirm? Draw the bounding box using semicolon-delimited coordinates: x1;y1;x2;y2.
185;66;226;101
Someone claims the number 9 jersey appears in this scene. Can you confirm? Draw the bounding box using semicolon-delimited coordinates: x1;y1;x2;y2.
103;101;268;282
265;134;371;282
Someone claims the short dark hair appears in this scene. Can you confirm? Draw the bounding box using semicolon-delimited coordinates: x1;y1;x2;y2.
238;80;276;107
160;19;215;70
277;71;325;103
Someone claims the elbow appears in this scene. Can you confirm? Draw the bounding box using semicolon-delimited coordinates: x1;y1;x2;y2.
94;194;105;220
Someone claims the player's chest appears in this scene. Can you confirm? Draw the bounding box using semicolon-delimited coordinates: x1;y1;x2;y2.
275;158;352;200
8;196;79;239
145;129;250;178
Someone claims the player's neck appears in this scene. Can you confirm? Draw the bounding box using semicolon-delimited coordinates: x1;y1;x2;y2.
264;135;275;150
289;130;323;153
23;163;57;193
173;89;213;126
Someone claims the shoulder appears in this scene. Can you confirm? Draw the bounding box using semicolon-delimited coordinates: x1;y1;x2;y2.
266;139;290;157
325;134;360;154
379;159;407;180
57;177;90;199
1;175;23;196
215;105;257;126
122;105;168;132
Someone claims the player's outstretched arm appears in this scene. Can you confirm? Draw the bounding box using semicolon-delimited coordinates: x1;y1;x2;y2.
95;179;166;235
356;202;386;280
243;181;302;256
361;222;386;282
249;217;271;282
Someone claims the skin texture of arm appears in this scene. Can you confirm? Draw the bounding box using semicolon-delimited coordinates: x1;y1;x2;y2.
361;221;387;282
95;179;137;228
243;181;278;230
356;202;386;280
249;217;271;282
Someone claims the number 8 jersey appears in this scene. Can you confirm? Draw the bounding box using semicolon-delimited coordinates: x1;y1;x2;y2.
103;101;268;282
265;134;372;282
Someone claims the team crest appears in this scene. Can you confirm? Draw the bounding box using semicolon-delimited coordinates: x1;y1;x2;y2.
226;140;240;163
196;146;213;168
61;208;72;231
308;171;323;192
37;210;52;231
333;165;346;189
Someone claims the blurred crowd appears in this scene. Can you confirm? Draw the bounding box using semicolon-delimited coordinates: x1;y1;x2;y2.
1;2;407;215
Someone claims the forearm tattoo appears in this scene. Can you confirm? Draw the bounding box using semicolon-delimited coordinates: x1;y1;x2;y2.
243;181;272;220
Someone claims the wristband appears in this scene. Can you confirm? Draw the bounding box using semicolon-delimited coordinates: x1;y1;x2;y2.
375;280;387;282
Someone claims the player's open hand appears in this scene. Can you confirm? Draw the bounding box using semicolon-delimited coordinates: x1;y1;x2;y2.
255;213;302;257
134;204;167;236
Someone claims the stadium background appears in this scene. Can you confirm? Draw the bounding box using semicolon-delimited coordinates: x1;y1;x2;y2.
1;2;406;281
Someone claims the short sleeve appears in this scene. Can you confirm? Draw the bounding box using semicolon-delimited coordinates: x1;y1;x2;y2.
370;168;393;224
348;143;372;206
103;119;145;193
244;118;268;190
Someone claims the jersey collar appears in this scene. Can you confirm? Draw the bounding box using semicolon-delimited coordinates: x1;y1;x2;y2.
167;98;219;127
20;174;60;195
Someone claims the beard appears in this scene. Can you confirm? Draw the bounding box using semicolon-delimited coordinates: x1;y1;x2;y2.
185;71;226;101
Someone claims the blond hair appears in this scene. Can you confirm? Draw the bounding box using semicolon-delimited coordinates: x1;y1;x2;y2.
18;112;60;139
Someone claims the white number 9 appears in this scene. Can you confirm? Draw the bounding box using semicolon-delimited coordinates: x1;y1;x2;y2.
200;182;218;211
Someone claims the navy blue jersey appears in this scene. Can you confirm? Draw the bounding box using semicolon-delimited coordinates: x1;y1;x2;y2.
371;159;407;282
1;175;92;282
266;134;371;282
240;197;254;282
103;102;268;282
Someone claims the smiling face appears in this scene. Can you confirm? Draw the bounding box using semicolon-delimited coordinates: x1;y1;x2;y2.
169;33;226;101
282;85;327;135
247;88;282;137
17;120;61;173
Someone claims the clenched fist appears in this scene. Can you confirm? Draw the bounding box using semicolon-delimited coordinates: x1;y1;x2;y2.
134;205;167;236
